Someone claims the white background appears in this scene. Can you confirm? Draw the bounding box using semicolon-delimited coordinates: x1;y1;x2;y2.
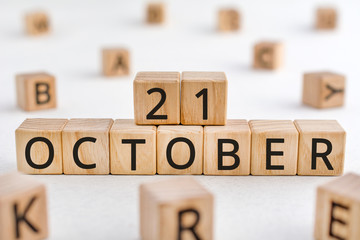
0;0;359;239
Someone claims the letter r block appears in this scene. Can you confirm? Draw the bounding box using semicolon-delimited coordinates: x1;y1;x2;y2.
0;172;48;240
140;177;213;240
16;72;57;111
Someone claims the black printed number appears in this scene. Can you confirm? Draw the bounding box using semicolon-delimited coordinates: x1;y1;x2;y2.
146;88;168;120
196;88;208;120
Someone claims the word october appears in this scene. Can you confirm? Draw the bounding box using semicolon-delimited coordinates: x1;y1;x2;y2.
15;118;346;176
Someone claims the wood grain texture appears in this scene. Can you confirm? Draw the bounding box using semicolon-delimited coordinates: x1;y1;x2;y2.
204;119;251;175
218;9;240;31
110;119;156;174
0;172;48;240
134;72;180;125
316;7;337;30
102;48;130;76
25;12;50;35
146;3;165;24
140;177;213;240
62;119;113;174
249;120;299;175
15;118;68;174
253;42;283;70
181;71;227;125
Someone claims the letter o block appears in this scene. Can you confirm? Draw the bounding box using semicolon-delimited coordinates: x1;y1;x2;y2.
25;12;50;35
253;42;283;70
62;119;113;174
16;72;57;111
15;118;68;174
140;177;213;240
102;48;130;77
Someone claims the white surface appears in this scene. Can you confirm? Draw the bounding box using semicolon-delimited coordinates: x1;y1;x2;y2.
1;0;360;239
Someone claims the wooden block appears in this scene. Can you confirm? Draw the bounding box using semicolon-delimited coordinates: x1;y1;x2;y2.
110;119;156;174
253;42;283;70
15;118;68;175
181;72;227;125
147;3;165;24
140;177;213;240
218;9;240;32
16;72;57;112
316;7;337;30
62;119;113;174
157;125;203;174
294;120;345;176
25;12;50;35
249;120;299;175
204;119;251;175
0;172;48;240
134;72;180;125
102;48;130;77
314;173;360;240
302;72;345;109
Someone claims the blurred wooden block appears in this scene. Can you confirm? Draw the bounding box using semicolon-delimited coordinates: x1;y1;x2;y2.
102;48;130;77
253;42;283;70
147;3;165;24
181;72;227;125
25;12;50;35
249;120;298;175
15;118;68;175
134;72;180;125
157;125;203;174
0;172;48;240
302;72;345;109
294;120;345;176
110;119;156;174
218;9;240;31
62;119;113;174
315;173;360;240
140;177;213;240
16;72;57;111
316;7;337;30
204;120;251;175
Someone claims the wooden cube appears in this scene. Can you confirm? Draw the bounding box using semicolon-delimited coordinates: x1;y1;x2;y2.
315;173;360;240
204;119;251;175
102;48;130;77
62;119;113;174
16;72;57;111
253;42;283;70
147;3;165;24
157;125;203;174
294;120;345;176
15;118;68;175
25;12;50;35
0;172;48;240
302;72;345;109
140;177;213;240
181;72;227;125
249;120;299;175
316;7;337;30
218;9;240;31
110;119;156;174
134;72;180;125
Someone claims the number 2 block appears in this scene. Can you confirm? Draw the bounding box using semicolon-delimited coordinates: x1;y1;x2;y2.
134;72;180;125
181;72;227;125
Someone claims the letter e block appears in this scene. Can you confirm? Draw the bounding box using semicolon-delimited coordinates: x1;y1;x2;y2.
102;48;130;77
316;7;337;30
218;9;240;31
253;42;283;70
25;12;50;35
140;177;213;240
147;3;165;24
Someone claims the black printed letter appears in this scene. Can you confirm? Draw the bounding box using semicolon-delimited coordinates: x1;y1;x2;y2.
266;138;285;170
73;137;97;169
178;208;201;240
312;138;333;170
218;139;240;170
122;139;146;171
25;137;54;169
166;138;195;169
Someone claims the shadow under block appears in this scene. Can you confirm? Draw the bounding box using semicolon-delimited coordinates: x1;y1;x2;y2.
316;7;337;30
218;9;240;31
15;119;68;174
134;72;180;125
181;72;227;125
140;177;213;240
157;125;203;174
62;119;113;174
110;119;156;174
102;48;130;77
253;42;283;70
25;12;50;35
294;120;345;176
249;120;299;175
204;120;251;175
314;173;360;240
16;72;57;111
302;72;345;109
0;172;48;240
146;3;165;24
